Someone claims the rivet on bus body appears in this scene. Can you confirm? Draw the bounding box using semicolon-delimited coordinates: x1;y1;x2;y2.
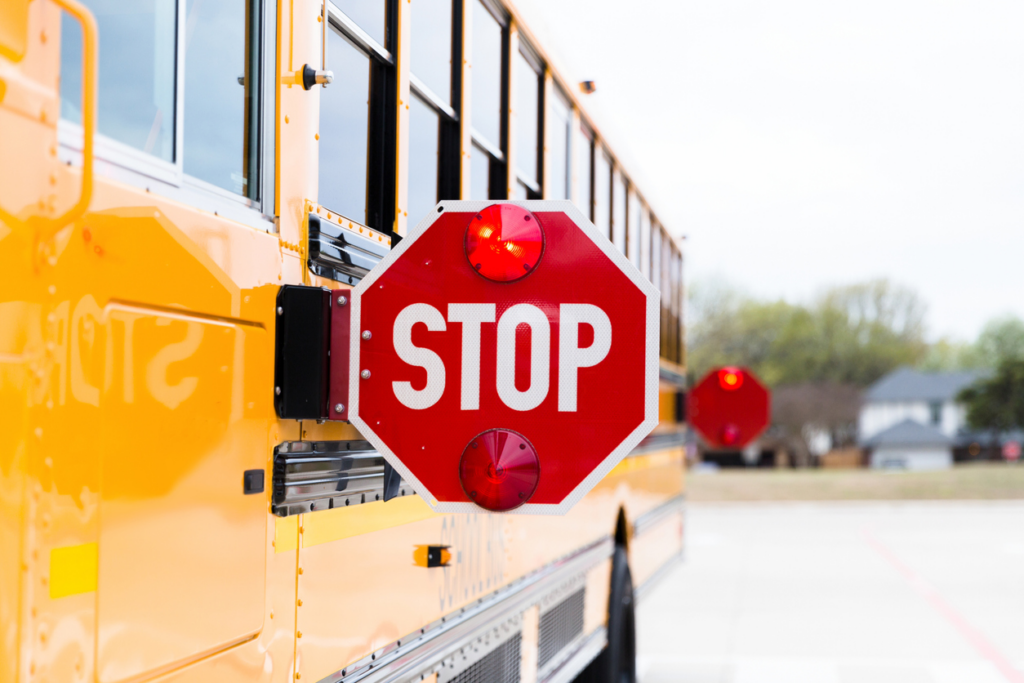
277;306;283;315
361;369;371;379
337;295;347;306
362;330;371;340
275;386;281;395
335;403;345;413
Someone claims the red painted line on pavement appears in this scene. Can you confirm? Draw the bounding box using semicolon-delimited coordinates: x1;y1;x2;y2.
862;529;1024;683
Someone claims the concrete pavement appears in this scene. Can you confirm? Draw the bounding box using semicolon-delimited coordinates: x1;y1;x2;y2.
636;502;1024;683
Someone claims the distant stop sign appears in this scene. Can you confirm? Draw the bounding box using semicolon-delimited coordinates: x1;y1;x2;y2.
1003;441;1021;462
688;367;770;449
349;201;661;514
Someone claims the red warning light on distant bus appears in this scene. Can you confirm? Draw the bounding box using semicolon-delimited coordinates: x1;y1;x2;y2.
718;367;743;391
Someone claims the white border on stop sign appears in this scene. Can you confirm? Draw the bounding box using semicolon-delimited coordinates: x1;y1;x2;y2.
348;200;661;515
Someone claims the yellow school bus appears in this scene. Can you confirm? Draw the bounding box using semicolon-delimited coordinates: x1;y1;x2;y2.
0;0;686;682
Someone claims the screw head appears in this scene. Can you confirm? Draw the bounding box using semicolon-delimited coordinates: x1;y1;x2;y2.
337;295;348;305
335;403;345;413
276;306;283;315
362;330;372;340
275;386;281;395
360;369;371;379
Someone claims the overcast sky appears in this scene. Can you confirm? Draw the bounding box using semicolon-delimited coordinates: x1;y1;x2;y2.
517;0;1024;341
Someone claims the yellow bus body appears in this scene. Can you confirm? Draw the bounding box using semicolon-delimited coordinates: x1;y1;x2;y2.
0;1;687;682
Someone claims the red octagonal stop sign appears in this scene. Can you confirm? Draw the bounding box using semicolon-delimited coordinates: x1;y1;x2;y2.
687;367;771;449
348;201;660;514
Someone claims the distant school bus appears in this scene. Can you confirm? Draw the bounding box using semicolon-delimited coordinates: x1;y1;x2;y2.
0;0;687;682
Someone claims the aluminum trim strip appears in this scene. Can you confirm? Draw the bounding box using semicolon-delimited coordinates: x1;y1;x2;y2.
470;132;505;163
410;74;458;120
318;537;614;683
326;1;393;63
632;494;685;539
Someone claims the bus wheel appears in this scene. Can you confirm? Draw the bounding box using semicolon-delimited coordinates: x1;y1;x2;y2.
575;544;636;683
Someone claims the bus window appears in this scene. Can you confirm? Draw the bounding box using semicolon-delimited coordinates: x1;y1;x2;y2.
629;189;641;265
472;1;502;145
183;0;261;198
576;123;593;218
640;203;651;280
594;148;611;238
408;96;440;224
612;169;626;253
548;88;571;199
651;223;661;295
409;0;457;223
60;0;176;161
319;29;372;225
410;0;452;104
471;143;491;200
334;0;388;49
470;0;507;199
514;46;542;198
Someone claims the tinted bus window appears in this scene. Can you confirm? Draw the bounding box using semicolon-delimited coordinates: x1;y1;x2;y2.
471;2;503;148
183;0;260;197
335;0;387;48
408;96;440;223
471;143;491;199
515;51;540;188
594;149;611;238
576;125;593;217
612;171;626;253
319;30;371;224
61;0;176;161
629;191;641;265
548;91;571;199
411;0;452;103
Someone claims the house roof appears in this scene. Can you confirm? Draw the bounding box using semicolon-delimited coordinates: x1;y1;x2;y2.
863;418;954;448
865;367;985;403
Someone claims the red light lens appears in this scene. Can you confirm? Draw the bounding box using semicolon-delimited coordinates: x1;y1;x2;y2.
465;204;544;282
721;423;741;446
718;367;744;391
459;429;540;512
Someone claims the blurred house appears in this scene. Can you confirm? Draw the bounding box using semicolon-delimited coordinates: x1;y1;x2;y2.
858;367;984;469
862;418;954;470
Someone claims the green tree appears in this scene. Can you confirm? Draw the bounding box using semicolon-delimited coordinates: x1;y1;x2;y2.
973;316;1024;366
958;358;1024;432
687;278;928;387
916;316;1024;372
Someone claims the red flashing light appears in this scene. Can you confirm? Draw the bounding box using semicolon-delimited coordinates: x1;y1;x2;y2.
459;429;540;512
465;204;544;282
721;423;741;446
718;367;744;391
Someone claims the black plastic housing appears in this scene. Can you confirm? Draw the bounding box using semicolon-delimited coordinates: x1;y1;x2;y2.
274;285;331;420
